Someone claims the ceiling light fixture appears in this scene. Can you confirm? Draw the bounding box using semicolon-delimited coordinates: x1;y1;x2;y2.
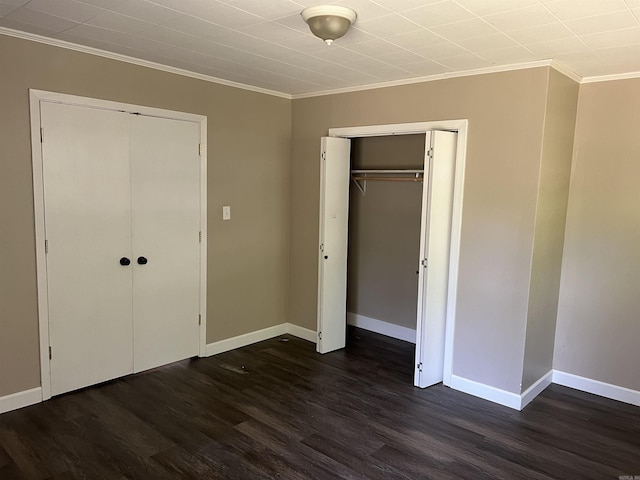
301;5;357;46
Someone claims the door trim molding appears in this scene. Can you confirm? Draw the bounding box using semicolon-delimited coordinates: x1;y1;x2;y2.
29;89;208;401
329;120;468;387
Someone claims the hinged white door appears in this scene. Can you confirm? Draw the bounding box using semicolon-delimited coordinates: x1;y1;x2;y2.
414;131;457;388
130;115;201;372
317;137;351;354
41;102;134;396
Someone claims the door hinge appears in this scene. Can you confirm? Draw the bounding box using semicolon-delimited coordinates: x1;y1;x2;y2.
45;239;49;253
416;362;423;372
40;127;44;143
320;243;324;252
427;147;433;159
198;143;202;156
49;346;52;360
421;258;427;268
318;331;322;340
199;231;202;243
198;314;202;326
321;152;326;161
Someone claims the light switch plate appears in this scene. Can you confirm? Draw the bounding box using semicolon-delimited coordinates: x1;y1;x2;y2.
223;205;231;220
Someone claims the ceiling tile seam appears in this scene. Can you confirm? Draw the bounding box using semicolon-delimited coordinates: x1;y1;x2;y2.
157;1;530;74
165;40;371;88
417;3;529;67
2;3;20;17
180;35;372;86
290;60;557;99
58;1;105;27
55;23;128;44
357;24;493;69
450;0;640;67
203;0;263;22
0;27;293;99
536;3;621;74
392;8;489;57
1;5;561;83
4;23;638;96
386;3;569;68
115;37;348;89
193;18;424;79
141;0;251;33
6;6;82;34
450;1;582;63
134;23;326;77
346;24;488;70
447;1;545;61
625;1;640;24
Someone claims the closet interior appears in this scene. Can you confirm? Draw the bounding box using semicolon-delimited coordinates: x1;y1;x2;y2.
346;134;427;342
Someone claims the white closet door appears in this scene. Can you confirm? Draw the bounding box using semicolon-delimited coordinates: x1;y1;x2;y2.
41;102;134;396
414;130;457;388
317;137;351;354
130;115;201;372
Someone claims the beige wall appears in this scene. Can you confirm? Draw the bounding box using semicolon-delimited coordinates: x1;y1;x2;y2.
290;68;551;393
521;69;579;391
0;35;291;397
6;31;624;403
554;78;640;391
347;135;424;329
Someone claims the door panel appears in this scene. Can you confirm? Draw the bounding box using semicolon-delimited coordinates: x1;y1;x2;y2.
130;115;201;372
317;137;351;354
414;131;457;388
41;102;134;396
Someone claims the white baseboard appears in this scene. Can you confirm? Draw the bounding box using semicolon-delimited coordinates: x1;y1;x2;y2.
286;323;317;343
450;370;553;411
347;313;416;344
0;387;42;414
449;374;522;410
206;324;287;356
520;370;553;409
553;370;640;407
205;322;317;356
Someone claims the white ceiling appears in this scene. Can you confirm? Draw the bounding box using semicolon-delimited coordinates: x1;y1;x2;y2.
2;0;640;96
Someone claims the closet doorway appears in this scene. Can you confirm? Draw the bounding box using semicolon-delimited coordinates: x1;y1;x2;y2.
347;133;425;347
316;121;468;388
30;90;208;400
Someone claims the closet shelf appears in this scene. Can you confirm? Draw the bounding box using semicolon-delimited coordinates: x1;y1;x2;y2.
350;169;424;194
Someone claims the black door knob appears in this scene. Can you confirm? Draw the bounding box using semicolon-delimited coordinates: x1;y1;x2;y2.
137;256;148;265
119;257;131;266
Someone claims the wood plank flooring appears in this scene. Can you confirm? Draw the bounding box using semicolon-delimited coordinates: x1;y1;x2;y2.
1;326;639;479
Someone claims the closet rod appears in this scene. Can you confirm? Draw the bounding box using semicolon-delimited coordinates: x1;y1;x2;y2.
351;169;424;195
351;169;423;174
351;176;423;182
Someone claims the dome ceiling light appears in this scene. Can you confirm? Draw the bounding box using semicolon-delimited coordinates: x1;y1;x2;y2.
301;6;357;46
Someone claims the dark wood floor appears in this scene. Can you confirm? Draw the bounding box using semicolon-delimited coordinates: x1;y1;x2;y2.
1;327;639;479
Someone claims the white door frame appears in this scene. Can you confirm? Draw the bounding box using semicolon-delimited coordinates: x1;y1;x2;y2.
328;120;468;387
29;89;208;401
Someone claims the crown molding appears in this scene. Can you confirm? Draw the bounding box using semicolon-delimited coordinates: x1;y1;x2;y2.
581;70;640;84
0;27;292;100
549;60;582;84
291;60;559;99
8;26;633;98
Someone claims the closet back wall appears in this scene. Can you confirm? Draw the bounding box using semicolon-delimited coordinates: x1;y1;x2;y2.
0;35;292;398
347;135;425;330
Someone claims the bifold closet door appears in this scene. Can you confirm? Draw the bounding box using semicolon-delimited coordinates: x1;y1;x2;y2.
317;137;351;354
41;102;134;396
414;130;457;388
130;115;200;372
